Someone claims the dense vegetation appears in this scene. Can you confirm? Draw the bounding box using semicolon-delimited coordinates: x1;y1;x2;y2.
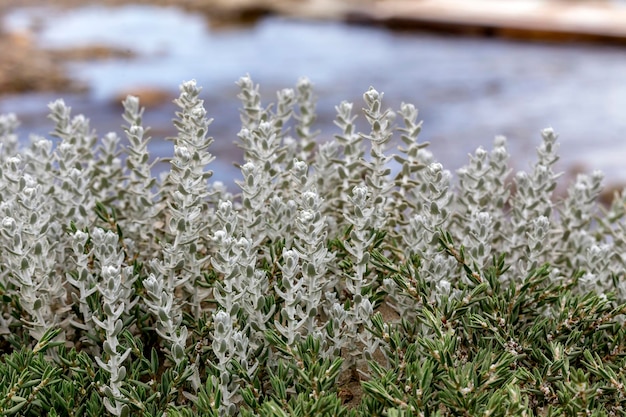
1;77;626;416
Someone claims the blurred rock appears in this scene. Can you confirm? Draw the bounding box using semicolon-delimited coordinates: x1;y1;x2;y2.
112;87;174;108
0;31;82;95
599;182;626;207
51;44;135;61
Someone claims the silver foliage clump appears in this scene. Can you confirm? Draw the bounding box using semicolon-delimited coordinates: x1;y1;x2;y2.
1;76;624;415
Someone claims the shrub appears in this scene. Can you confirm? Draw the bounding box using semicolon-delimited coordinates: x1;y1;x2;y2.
1;76;626;416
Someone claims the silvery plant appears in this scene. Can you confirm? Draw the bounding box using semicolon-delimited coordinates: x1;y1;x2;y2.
1;75;626;417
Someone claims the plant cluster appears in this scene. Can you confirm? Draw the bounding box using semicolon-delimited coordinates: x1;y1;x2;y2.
1;76;626;416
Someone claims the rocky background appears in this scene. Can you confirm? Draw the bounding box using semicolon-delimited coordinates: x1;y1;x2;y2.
1;0;623;96
0;0;365;96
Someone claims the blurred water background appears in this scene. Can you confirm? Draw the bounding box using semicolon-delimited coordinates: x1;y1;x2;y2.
1;4;626;189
